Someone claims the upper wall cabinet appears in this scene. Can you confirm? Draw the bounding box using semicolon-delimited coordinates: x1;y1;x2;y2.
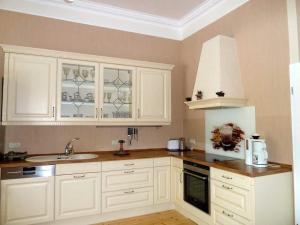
57;59;99;121
1;45;174;126
4;53;57;122
137;68;171;123
100;64;136;121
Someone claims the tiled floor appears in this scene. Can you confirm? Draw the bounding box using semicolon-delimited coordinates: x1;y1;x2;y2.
94;210;197;225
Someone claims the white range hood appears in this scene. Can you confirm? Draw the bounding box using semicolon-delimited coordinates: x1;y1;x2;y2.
185;35;247;109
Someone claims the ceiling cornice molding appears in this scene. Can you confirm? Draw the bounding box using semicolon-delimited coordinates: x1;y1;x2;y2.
0;0;249;40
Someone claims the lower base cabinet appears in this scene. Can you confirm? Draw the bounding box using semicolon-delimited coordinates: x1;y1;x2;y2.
102;187;154;213
171;166;183;205
55;173;101;220
154;166;171;204
0;177;54;225
212;204;251;225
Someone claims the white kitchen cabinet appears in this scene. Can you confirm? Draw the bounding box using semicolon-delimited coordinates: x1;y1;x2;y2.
154;166;171;204
137;68;171;123
172;166;183;205
0;177;54;225
211;168;294;225
102;187;153;213
171;158;183;206
4;53;57;122
57;59;99;121
99;64;136;121
55;172;101;220
211;179;252;219
211;204;251;225
102;168;153;192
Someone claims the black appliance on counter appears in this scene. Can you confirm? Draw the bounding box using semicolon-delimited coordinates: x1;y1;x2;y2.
183;160;210;214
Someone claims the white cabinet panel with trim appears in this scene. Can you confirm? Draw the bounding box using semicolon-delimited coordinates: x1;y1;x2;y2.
211;179;252;219
154;166;171;204
137;68;171;123
4;53;57;122
55;172;101;220
57;59;99;121
102;187;153;213
171;157;183;206
102;168;153;192
0;177;54;225
211;204;251;225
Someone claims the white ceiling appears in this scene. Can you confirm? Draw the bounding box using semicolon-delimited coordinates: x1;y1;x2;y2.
0;0;249;40
88;0;207;20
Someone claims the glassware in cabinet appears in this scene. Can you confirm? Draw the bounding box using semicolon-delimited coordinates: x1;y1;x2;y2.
101;66;134;119
58;61;98;120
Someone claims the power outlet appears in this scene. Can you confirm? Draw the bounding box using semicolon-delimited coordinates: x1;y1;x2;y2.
8;142;21;149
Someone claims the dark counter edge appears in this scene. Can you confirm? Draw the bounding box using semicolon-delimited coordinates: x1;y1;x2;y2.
0;148;292;178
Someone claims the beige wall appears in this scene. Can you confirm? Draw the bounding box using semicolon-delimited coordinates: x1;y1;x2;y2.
0;10;184;154
181;0;292;164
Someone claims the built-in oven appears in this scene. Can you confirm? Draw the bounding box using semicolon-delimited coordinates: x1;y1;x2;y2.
183;160;210;214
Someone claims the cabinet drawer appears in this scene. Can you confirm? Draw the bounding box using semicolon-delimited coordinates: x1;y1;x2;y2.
211;168;253;189
102;159;153;171
102;187;153;213
212;204;252;225
56;162;101;175
102;168;153;192
211;180;252;220
154;157;171;167
171;157;183;169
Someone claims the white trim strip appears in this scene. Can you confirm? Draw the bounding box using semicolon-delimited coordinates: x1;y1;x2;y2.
0;0;249;40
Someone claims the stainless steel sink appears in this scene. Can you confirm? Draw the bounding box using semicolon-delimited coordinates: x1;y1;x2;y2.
25;153;98;162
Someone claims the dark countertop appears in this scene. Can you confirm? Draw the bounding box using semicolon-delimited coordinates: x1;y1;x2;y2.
0;149;292;177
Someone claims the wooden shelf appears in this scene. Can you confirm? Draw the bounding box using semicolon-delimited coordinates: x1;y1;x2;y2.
184;98;248;109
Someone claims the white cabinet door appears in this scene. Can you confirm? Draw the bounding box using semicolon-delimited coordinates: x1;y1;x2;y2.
6;53;56;121
154;166;171;204
0;177;54;225
99;64;136;121
102;168;153;192
102;187;153;213
137;68;171;123
55;173;101;220
171;166;183;205
57;59;99;121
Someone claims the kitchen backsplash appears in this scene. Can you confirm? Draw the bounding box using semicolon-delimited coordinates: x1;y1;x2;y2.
4;124;183;154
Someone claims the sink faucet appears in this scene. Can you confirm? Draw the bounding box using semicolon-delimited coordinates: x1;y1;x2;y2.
64;138;80;156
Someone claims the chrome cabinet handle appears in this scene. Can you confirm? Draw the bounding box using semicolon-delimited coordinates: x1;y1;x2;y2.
100;108;103;118
73;174;85;179
222;175;233;180
52;106;55;117
138;108;140;118
124;163;134;166
222;210;234;218
124;170;135;174
96;108;98;118
124;190;135;194
222;184;233;190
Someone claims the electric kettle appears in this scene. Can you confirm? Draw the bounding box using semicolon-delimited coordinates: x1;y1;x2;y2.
245;137;268;167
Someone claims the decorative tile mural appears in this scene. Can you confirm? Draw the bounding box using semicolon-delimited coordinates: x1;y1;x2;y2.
205;106;256;159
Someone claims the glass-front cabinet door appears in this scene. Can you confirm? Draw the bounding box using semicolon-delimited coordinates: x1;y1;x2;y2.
57;59;99;121
100;64;136;120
